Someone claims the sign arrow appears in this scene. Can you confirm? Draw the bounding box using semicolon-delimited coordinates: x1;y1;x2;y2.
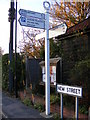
19;9;45;20
19;16;45;29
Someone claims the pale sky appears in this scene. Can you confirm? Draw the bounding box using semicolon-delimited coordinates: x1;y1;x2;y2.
0;0;51;54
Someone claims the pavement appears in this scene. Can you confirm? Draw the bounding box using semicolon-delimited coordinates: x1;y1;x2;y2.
1;91;89;120
2;91;53;120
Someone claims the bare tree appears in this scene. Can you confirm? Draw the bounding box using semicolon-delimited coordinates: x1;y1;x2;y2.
18;28;45;58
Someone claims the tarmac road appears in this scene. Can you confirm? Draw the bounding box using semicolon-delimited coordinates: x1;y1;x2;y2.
1;91;54;120
2;91;43;119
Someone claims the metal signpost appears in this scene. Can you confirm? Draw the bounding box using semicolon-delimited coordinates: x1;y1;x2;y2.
57;84;82;119
19;9;45;19
19;16;45;29
19;1;51;116
35;23;67;40
43;1;50;115
19;9;45;29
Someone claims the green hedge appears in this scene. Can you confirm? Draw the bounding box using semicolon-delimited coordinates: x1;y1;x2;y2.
69;58;90;108
2;53;25;91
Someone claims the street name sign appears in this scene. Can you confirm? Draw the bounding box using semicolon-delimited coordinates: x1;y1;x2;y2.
19;9;45;20
57;84;82;97
19;16;45;29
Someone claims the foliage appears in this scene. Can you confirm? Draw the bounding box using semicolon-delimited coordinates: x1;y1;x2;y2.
22;98;32;106
19;28;63;59
53;113;60;120
34;103;45;112
79;105;88;115
2;53;26;91
69;58;90;86
2;54;9;91
50;1;89;27
19;28;44;59
55;34;89;83
19;55;26;90
39;45;45;59
50;94;60;105
63;95;74;107
32;84;45;95
50;39;62;58
69;58;90;107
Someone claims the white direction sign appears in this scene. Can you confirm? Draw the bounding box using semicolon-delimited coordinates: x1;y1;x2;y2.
19;9;45;20
57;84;82;97
35;23;67;40
19;16;45;29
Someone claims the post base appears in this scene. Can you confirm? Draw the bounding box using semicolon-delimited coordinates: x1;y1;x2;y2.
40;111;53;118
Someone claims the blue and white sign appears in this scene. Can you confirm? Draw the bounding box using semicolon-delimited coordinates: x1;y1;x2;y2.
19;9;45;20
57;84;82;97
19;16;45;29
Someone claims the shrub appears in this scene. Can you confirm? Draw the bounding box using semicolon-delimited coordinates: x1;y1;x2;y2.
22;98;32;106
34;103;44;112
2;54;9;91
69;58;90;107
32;84;45;95
50;94;60;105
79;105;88;115
53;113;60;120
2;53;26;92
70;59;90;85
63;95;74;107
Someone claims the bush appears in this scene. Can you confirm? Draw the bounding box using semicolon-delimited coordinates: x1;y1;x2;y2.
53;113;60;120
34;103;44;112
2;53;26;92
70;59;90;85
22;98;32;106
2;54;9;91
79;105;88;115
50;94;60;105
32;84;45;95
69;58;90;107
63;95;74;107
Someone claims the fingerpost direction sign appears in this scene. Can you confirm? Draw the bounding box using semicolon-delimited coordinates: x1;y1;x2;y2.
19;16;45;29
19;9;45;20
19;9;45;29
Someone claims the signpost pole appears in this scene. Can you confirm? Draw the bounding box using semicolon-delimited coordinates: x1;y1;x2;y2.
61;93;63;119
43;1;50;115
15;0;18;98
75;97;79;120
8;0;15;93
60;58;63;119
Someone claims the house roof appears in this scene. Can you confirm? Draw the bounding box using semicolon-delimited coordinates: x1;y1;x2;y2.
66;17;90;34
39;57;62;66
56;17;90;39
